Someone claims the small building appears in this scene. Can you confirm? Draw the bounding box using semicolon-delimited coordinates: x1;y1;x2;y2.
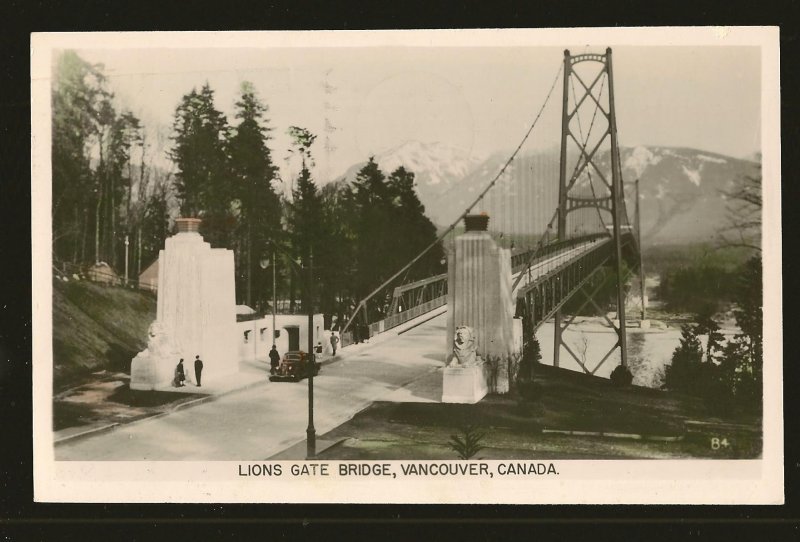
138;258;158;292
236;312;326;363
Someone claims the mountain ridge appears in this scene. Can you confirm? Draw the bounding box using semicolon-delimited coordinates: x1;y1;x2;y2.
333;141;760;245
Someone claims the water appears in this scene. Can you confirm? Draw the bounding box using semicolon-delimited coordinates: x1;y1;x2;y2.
535;320;683;388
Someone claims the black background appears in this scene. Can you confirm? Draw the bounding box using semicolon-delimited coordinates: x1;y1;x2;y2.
1;0;798;538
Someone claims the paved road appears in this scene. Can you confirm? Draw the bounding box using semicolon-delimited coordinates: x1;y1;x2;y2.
56;241;596;461
56;314;448;461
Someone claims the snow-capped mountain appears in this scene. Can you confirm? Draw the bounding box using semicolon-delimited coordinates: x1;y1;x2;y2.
614;146;760;243
334;142;760;245
427;145;760;244
332;140;485;206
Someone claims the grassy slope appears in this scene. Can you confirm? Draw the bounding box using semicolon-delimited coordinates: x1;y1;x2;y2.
318;364;762;460
53;278;156;392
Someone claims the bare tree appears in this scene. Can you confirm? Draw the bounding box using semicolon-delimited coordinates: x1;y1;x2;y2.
718;167;761;252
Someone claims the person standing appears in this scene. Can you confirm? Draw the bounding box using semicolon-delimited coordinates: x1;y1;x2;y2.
269;345;281;375
173;359;186;387
329;333;339;356
314;341;323;362
194;355;204;387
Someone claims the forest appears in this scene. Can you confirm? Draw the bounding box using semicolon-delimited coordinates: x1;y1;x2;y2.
51;51;444;325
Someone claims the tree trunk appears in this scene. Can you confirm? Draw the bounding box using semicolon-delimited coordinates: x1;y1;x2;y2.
289;255;296;312
246;222;252;306
80;204;87;263
95;183;102;264
110;174;116;269
72;205;79;263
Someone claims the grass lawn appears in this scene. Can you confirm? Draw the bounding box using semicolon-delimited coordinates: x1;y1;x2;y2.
317;364;762;460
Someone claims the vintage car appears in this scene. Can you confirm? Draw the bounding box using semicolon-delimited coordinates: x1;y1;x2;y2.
268;350;321;382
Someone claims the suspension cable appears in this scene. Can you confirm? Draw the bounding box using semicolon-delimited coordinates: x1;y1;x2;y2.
341;61;565;336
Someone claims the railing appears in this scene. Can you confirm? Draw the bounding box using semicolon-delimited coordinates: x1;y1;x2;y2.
510;232;609;272
371;295;448;335
356;233;613;338
517;238;614;331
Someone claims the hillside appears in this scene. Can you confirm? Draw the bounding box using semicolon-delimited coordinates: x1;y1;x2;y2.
53;278;156;391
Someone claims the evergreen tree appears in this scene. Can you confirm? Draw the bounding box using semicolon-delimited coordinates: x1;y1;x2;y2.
387;166;444;279
720;255;763;410
665;324;704;393
285;127;323;310
318;181;357;322
351;158;394;306
169;83;233;247
229;82;281;306
695;310;725;364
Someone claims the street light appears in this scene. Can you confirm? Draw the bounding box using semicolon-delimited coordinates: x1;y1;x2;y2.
305;249;316;459
269;243;317;459
259;250;277;352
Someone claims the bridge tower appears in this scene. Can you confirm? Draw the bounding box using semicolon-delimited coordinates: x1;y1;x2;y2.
552;48;631;375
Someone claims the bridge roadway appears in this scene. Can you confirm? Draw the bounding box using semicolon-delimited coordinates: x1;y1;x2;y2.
55;240;603;461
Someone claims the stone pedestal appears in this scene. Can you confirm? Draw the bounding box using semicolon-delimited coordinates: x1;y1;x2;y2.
442;361;489;404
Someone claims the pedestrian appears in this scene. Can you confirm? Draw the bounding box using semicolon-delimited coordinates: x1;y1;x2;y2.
330;333;339;355
173;358;186;387
194;355;203;387
269;345;281;375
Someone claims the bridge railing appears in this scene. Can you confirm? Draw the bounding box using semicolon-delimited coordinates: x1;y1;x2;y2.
517;237;614;331
510;232;609;272
360;232;612;338
370;295;448;336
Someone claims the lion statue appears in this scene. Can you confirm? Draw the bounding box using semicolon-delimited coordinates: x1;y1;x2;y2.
447;325;478;367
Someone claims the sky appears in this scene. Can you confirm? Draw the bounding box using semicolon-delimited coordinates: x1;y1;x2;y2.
73;44;761;184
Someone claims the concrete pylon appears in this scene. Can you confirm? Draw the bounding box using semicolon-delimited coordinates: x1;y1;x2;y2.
131;218;238;390
445;214;519;396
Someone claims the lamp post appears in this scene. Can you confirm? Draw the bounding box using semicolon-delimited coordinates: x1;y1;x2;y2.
306;248;316;459
268;243;316;459
260;251;278;349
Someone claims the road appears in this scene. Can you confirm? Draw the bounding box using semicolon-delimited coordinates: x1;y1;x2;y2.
55;240;598;461
56;314;448;461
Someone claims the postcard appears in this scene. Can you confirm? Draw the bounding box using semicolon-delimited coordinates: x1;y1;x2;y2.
31;27;782;503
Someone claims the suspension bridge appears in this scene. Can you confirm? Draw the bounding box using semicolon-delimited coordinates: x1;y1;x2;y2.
342;48;644;378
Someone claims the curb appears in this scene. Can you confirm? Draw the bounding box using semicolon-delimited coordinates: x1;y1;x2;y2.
54;422;121;445
55;374;269;446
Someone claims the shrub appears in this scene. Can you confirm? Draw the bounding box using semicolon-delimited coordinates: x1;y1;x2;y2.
610;365;633;387
447;425;487;460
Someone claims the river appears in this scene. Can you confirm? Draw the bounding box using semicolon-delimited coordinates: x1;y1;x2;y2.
535;319;737;388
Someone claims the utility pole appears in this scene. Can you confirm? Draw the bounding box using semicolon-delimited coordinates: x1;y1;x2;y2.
306;248;316;459
272;248;277;347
